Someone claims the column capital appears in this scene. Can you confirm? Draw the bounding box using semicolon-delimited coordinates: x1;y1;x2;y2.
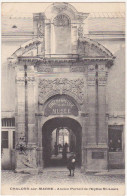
27;76;35;85
87;64;96;86
98;64;108;86
16;76;25;84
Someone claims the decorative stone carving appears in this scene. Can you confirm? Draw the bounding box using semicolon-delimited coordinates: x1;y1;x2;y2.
78;25;84;38
16;76;25;82
20;149;37;169
87;65;96;85
27;76;35;82
16;76;25;86
70;66;85;72
37;23;44;38
88;64;95;71
78;38;114;58
38;78;85;104
98;64;105;71
53;15;69;26
77;15;84;24
98;65;107;85
37;66;53;72
54;4;67;13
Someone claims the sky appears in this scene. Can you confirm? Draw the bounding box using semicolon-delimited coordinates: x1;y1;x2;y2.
2;2;125;17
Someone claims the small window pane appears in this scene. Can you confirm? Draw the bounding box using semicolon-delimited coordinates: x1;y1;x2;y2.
2;131;8;148
2;132;8;139
2;140;8;148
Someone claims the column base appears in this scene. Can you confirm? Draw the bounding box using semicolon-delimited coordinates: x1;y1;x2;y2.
85;169;109;173
85;147;108;172
80;166;86;173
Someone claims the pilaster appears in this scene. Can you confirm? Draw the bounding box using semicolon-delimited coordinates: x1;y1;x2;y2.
98;64;108;144
15;64;26;170
87;64;96;144
27;65;36;145
71;22;78;54
45;20;51;56
36;112;44;172
80;112;88;172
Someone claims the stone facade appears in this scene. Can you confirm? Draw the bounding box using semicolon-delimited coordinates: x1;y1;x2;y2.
1;3;125;173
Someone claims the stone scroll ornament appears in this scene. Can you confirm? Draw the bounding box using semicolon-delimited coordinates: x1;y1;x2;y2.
38;78;85;104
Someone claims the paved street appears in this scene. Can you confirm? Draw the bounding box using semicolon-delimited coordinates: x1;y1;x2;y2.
1;168;125;186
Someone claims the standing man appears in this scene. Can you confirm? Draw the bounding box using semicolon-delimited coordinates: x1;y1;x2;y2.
54;142;58;156
62;144;67;161
67;152;76;176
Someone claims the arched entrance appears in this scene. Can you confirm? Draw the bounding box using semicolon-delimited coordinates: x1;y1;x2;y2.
42;117;82;168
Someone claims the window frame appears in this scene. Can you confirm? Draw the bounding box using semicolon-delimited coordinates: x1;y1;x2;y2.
108;125;123;153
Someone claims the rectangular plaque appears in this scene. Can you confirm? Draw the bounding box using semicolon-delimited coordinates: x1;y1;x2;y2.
92;152;104;159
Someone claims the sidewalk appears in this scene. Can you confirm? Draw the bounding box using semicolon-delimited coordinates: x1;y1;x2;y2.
95;169;125;175
1;169;125;186
44;167;125;175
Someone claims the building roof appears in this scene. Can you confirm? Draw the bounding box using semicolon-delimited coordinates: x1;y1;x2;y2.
2;12;125;35
89;12;125;18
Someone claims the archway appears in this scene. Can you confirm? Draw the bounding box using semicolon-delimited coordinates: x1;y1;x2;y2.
42;117;82;168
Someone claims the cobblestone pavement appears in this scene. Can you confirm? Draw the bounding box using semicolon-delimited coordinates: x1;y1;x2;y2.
1;169;125;186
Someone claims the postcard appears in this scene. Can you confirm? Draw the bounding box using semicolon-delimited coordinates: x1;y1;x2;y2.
1;2;125;195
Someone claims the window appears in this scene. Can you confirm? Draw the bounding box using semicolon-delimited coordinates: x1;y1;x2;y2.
53;14;71;55
108;125;123;152
2;118;15;127
53;15;69;26
2;131;8;148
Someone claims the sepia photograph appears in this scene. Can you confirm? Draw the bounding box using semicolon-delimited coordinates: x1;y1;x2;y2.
1;2;125;195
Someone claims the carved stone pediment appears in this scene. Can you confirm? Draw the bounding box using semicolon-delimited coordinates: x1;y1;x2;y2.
78;37;114;59
38;78;85;104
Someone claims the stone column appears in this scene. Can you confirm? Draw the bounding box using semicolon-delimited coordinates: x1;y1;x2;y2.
80;112;88;172
87;64;96;145
15;64;26;171
24;64;38;174
27;65;36;145
51;23;55;54
45;21;51;57
71;22;78;55
97;64;108;170
36;113;43;173
86;63;108;172
98;64;108;144
33;13;39;37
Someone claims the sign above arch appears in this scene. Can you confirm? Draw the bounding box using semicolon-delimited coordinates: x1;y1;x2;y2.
44;95;78;116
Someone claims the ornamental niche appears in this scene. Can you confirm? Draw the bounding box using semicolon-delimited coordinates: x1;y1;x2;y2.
38;78;85;104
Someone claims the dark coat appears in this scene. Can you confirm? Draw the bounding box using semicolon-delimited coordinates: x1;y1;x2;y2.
67;155;76;170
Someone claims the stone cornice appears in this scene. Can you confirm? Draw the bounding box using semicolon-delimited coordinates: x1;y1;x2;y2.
17;56;114;65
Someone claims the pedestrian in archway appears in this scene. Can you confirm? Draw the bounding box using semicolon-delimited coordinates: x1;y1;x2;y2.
62;144;67;161
54;142;58;156
67;152;76;176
